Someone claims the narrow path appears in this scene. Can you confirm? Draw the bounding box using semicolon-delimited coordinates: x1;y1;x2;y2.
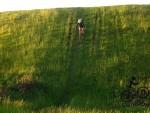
59;10;83;105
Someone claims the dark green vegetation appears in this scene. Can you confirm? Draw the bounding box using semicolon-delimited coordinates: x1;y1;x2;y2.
0;5;150;113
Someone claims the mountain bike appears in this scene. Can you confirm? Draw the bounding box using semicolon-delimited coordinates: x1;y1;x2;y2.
112;76;150;103
120;86;150;102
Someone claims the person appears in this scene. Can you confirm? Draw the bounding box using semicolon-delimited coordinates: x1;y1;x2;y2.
127;76;139;88
77;18;85;39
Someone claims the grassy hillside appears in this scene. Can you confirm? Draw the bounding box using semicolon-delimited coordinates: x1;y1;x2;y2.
0;5;150;113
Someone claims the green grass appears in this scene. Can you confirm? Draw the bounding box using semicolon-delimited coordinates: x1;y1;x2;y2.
0;5;150;112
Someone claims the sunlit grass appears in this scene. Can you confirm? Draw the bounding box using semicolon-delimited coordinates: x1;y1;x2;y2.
0;5;150;112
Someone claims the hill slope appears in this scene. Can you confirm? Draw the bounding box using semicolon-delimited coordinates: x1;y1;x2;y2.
0;5;150;112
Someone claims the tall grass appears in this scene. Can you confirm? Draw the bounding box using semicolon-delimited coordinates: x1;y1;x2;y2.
0;5;150;112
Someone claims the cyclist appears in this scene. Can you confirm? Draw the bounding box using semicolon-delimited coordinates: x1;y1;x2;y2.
127;76;139;88
77;18;85;39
